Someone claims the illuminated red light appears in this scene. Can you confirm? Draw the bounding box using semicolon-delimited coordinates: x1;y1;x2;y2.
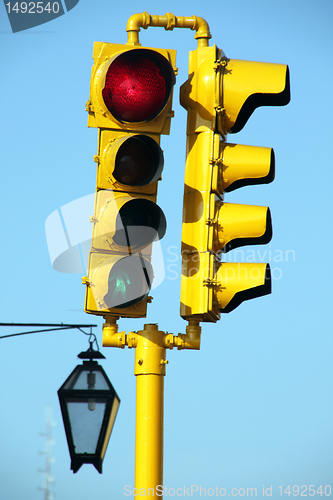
102;49;173;122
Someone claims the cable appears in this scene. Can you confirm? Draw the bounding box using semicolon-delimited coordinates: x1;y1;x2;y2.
0;323;97;340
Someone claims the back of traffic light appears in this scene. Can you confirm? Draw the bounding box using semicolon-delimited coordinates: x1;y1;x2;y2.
180;44;290;322
83;42;177;318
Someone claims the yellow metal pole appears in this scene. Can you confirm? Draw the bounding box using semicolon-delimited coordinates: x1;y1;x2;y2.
134;324;167;498
102;318;201;497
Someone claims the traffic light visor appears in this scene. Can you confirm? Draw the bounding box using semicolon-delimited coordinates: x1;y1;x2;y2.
222;144;275;192
216;203;272;253
102;49;175;123
222;60;290;133
216;262;271;313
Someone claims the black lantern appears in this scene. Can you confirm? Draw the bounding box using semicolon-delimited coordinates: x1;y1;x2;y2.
58;344;120;473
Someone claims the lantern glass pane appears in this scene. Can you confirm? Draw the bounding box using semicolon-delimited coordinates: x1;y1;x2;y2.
67;400;107;453
64;369;110;391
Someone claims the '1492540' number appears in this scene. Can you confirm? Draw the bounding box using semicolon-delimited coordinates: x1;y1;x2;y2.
5;2;60;14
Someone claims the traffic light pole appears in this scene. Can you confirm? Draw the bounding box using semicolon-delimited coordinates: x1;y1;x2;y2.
84;9;289;498
134;325;166;495
102;318;201;498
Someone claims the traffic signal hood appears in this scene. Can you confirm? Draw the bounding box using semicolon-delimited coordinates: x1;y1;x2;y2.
180;44;290;322
83;42;176;318
180;45;289;136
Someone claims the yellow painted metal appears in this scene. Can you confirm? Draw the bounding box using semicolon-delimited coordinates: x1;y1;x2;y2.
179;45;290;137
214;203;271;253
102;316;129;348
102;318;201;351
179;42;290;321
84;41;176;319
87;42;177;134
181;252;217;322
179;116;272;320
101;318;201;499
181;139;272;255
90;190;157;256
221;59;290;134
135;373;164;498
83;252;150;318
163;320;201;350
134;324;167;376
215;262;271;313
180;45;220;134
221;143;274;192
126;12;212;47
180;256;271;319
134;324;166;499
96;129;162;194
181;128;219;258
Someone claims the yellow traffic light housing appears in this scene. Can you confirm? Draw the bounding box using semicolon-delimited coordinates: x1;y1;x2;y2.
180;44;290;322
83;41;177;318
96;132;164;194
86;43;176;134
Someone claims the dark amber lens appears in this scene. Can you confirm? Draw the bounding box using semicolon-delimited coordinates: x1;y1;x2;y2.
114;137;154;186
114;199;166;250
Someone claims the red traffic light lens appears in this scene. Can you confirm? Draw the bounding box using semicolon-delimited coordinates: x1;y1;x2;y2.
114;135;164;187
102;49;174;122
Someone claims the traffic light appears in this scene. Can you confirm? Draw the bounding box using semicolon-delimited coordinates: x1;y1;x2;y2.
180;44;290;322
83;42;177;318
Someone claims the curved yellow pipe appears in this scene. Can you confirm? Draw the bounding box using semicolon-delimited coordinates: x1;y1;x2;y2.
126;12;212;47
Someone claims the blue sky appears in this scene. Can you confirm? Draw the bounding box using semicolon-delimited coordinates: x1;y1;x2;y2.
0;0;332;499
